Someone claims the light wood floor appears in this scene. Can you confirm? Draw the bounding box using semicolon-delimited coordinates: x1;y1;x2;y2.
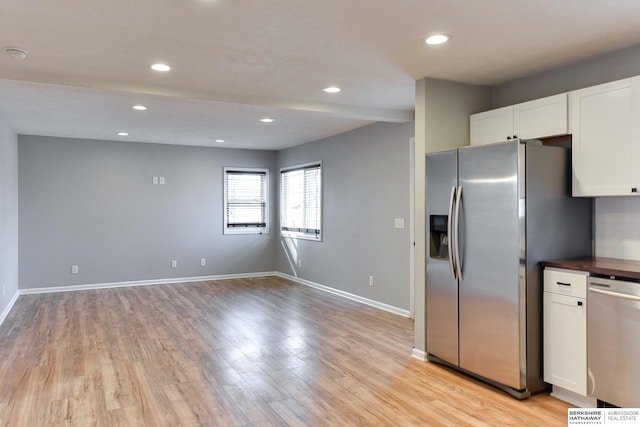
0;276;570;426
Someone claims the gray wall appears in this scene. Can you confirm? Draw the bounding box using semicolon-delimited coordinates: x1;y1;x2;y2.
413;77;492;353
0;116;18;315
276;121;414;311
18;136;278;289
420;78;493;154
493;44;640;107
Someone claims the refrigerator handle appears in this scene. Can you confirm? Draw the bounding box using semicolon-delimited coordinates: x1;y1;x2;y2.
454;186;463;280
447;186;457;280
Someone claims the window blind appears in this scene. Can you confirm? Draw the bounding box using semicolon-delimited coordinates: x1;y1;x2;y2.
224;169;267;231
280;162;321;239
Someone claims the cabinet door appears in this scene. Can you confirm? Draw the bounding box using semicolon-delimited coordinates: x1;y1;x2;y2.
543;292;587;395
469;106;513;146
571;78;634;196
514;93;567;139
632;76;640;191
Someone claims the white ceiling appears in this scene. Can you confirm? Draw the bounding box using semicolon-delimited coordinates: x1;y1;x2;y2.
2;0;640;150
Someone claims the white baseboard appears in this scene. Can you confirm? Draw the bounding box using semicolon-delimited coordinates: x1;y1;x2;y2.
550;386;597;408
411;348;428;362
0;290;20;326
275;272;411;318
11;272;410;326
18;272;279;295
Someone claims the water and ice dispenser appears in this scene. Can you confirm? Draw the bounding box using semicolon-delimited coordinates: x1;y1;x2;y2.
429;215;449;260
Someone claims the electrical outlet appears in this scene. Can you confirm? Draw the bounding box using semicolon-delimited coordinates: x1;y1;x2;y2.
71;265;79;274
200;258;206;267
369;275;374;286
171;260;177;268
159;177;166;185
297;259;302;268
152;176;159;185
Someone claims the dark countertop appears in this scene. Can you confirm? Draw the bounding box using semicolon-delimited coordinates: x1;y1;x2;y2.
541;257;640;280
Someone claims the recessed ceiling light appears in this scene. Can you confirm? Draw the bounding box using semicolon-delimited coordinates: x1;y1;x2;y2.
151;63;171;72
132;105;147;111
260;118;274;123
424;34;450;45
117;132;129;136
5;47;28;60
323;86;341;93
215;139;225;143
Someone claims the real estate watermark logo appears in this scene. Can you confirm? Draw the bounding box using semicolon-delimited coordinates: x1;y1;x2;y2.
568;408;640;426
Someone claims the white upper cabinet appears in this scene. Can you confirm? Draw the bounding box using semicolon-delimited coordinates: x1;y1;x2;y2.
470;93;568;146
514;94;568;139
469;106;513;146
570;77;640;197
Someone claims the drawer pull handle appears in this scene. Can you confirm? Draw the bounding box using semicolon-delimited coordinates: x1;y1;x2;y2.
577;301;583;306
557;281;571;286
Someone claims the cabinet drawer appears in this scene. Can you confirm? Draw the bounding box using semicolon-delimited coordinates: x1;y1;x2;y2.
544;268;588;298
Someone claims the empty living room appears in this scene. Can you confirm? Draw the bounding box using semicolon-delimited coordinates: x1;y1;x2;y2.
3;1;640;426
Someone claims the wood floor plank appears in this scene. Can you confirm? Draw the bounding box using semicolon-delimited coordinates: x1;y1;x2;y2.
0;276;572;426
222;381;288;427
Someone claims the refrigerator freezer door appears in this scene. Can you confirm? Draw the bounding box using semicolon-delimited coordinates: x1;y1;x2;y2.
426;149;459;366
457;141;524;390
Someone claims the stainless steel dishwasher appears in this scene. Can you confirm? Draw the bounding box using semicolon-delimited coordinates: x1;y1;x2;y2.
588;276;640;407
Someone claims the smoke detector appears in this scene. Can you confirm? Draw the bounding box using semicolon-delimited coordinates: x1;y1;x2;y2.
5;47;28;60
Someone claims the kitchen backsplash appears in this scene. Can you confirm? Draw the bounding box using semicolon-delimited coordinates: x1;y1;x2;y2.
595;197;640;261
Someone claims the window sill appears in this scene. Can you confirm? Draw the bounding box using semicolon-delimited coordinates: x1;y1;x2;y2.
280;232;322;242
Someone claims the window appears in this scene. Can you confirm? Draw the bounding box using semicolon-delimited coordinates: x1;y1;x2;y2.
223;167;268;234
280;162;322;240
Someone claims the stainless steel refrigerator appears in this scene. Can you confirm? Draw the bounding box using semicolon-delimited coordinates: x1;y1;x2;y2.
425;139;592;398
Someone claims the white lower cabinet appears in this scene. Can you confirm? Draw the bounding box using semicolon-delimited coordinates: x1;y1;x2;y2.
543;268;588;396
